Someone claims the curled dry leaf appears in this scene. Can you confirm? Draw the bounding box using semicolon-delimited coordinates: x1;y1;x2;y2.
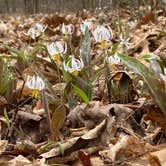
81;119;106;140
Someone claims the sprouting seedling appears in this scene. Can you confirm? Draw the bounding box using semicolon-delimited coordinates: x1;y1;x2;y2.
14;125;25;140
39;141;65;156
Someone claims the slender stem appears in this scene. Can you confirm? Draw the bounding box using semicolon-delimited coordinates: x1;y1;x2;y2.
42;90;52;136
6;80;25;142
57;64;61;83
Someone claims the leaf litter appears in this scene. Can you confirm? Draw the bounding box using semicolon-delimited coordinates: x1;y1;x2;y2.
0;2;166;166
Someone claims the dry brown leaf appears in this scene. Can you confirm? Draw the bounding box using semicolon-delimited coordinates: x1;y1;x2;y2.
8;155;31;166
150;148;166;165
143;105;166;131
0;140;8;153
0;95;7;108
50;104;67;141
99;135;152;163
78;151;91;166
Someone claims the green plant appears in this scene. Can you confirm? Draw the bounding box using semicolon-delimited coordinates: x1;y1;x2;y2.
118;54;166;116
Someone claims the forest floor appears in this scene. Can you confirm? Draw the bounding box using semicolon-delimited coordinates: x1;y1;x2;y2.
0;5;166;166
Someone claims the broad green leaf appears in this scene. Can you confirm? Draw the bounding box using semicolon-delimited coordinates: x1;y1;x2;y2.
80;28;91;72
71;75;92;101
118;54;166;116
71;83;90;104
142;54;157;61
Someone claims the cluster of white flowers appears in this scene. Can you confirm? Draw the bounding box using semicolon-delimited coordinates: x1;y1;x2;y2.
26;75;45;98
24;20;136;99
26;23;47;40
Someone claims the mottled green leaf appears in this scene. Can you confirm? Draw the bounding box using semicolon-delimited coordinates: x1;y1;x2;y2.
80;28;91;67
119;54;166;116
72;83;90;104
71;75;92;101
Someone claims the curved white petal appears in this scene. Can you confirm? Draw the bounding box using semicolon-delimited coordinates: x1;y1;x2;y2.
93;25;111;42
62;23;74;35
63;55;84;73
26;75;45;90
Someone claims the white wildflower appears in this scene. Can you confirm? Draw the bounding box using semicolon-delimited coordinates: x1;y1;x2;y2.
47;41;67;61
63;55;84;76
26;75;45;98
119;34;132;50
62;23;74;36
106;54;121;65
26;28;40;40
35;23;47;32
93;25;113;49
80;20;92;34
26;23;47;40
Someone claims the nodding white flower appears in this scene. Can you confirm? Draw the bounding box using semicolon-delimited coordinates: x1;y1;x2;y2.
35;23;47;32
80;20;92;34
26;75;45;98
62;23;74;36
106;54;121;66
93;25;113;49
47;41;67;61
119;34;132;50
63;55;84;76
26;23;47;40
27;28;40;40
